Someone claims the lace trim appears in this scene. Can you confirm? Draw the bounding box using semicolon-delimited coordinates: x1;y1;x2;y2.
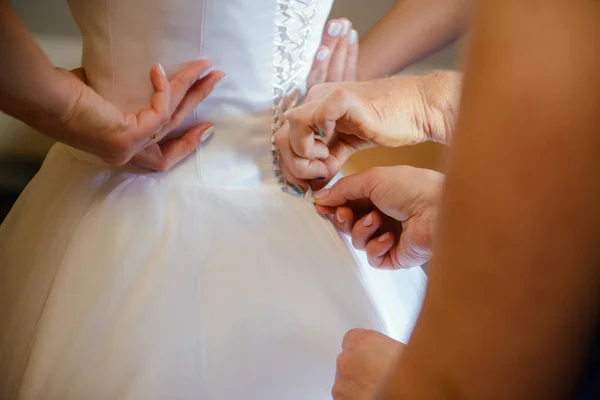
272;0;318;196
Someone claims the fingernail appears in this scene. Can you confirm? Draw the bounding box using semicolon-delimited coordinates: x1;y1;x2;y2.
314;189;330;200
336;210;345;224
378;232;391;242
328;22;342;37
201;126;215;143
158;63;166;77
342;20;351;36
349;30;358;45
291;184;305;195
314;177;326;181
316;48;330;61
363;213;373;227
316;127;326;138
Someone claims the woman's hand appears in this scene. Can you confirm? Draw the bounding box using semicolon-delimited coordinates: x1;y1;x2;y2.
307;18;359;88
332;329;405;400
56;60;225;171
275;72;457;190
314;166;444;270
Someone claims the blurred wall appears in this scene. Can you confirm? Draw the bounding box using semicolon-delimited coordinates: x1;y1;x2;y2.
4;0;460;171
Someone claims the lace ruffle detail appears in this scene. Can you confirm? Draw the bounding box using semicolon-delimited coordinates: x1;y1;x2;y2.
272;0;318;196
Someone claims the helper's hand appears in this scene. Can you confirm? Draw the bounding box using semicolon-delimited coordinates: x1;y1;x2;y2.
307;18;359;88
56;60;225;171
275;73;453;191
314;166;444;269
332;329;405;400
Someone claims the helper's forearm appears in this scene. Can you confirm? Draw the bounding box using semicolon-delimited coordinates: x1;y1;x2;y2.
384;71;461;145
377;0;600;398
358;0;469;80
0;0;72;129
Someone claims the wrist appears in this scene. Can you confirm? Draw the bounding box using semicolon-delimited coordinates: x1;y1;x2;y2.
2;67;78;136
416;71;462;145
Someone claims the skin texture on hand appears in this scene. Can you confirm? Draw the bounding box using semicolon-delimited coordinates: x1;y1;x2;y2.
275;72;460;191
58;62;225;170
314;165;444;270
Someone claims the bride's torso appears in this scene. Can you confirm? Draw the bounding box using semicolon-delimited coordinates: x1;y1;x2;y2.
66;0;333;188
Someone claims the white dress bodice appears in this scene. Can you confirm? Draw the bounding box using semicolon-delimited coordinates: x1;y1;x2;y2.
67;0;332;189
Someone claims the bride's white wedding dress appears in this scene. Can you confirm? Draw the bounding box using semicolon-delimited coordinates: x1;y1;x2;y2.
0;0;426;398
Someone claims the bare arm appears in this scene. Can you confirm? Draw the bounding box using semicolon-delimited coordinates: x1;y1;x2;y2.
0;0;74;131
377;0;600;398
0;0;223;170
358;0;469;80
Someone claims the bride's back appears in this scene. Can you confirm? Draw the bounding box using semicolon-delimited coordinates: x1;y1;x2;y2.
66;0;333;187
67;0;332;116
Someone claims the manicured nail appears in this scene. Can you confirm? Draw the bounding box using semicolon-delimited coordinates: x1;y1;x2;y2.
328;22;342;37
378;232;391;242
314;177;326;181
316;48;330;61
349;30;358;45
317;127;326;138
342;20;351;36
201;126;215;143
158;63;166;77
314;189;330;200
291;184;305;195
336;210;345;224
363;213;373;227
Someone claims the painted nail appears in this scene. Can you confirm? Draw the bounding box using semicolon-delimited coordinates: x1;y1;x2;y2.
317;127;326;138
291;184;305;195
158;63;166;77
336;211;345;224
314;189;330;200
316;48;330;61
378;232;391;242
314;177;326;181
200;126;215;143
349;30;358;45
328;22;342;37
342;20;351;36
363;213;373;227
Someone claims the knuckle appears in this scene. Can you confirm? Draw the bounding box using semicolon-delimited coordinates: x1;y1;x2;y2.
104;155;129;167
155;161;169;172
331;383;345;400
342;328;369;348
331;88;349;102
289;159;309;178
284;109;302;125
335;351;348;371
411;223;434;254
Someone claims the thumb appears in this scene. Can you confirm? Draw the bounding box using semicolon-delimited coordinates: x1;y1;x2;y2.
393;219;434;269
314;171;376;207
